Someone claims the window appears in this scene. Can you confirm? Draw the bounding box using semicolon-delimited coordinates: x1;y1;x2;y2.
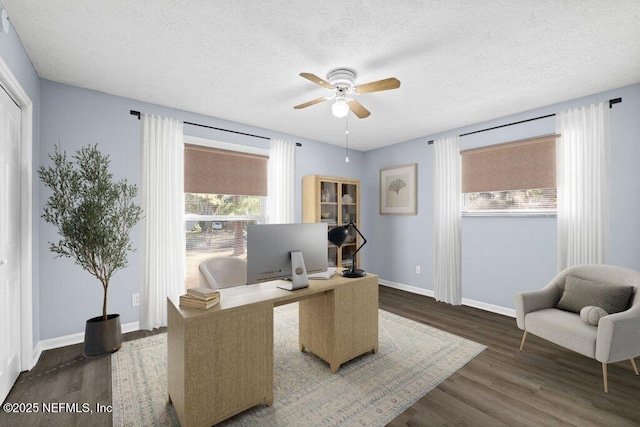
185;194;265;288
183;137;269;288
461;134;558;215
463;188;557;214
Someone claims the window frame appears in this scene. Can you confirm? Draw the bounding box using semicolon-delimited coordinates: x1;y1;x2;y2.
183;137;269;291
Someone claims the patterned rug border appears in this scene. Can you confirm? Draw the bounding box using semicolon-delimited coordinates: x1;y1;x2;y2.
112;305;486;426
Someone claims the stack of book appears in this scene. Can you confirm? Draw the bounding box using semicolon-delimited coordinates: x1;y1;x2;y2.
179;286;220;310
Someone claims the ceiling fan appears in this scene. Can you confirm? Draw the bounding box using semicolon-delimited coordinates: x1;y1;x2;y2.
294;68;400;119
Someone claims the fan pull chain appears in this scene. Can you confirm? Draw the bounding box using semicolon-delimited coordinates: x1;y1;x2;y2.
345;115;350;163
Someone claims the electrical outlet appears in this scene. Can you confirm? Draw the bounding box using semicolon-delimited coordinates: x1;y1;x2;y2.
132;293;140;307
415;265;421;274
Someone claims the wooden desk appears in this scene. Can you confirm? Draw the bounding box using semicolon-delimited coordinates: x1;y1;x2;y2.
167;272;378;427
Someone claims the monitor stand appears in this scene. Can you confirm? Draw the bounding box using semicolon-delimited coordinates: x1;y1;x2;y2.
277;251;309;291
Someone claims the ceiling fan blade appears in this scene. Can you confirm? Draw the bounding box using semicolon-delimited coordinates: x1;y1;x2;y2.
354;77;401;94
293;97;328;109
347;99;371;119
300;73;334;89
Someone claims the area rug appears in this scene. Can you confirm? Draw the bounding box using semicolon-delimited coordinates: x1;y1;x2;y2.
112;303;486;426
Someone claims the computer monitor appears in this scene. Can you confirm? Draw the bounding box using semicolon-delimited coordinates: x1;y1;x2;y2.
246;223;328;290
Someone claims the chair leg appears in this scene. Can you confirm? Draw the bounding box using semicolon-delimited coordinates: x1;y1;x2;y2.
602;363;608;393
631;358;639;376
519;331;528;351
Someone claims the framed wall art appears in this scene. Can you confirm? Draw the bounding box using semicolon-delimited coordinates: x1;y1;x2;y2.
380;163;417;215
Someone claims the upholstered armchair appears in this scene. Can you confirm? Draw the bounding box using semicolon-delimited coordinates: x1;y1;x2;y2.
199;256;247;289
515;264;640;392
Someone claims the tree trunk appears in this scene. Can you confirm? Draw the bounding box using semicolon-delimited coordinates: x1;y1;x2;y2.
231;221;245;256
102;281;109;321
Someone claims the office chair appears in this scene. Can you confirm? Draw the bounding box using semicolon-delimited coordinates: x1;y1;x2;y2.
198;256;247;289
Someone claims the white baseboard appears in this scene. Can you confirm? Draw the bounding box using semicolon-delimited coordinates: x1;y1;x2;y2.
31;321;140;368
31;341;44;369
378;279;435;298
122;321;140;334
461;298;515;318
378;279;515;318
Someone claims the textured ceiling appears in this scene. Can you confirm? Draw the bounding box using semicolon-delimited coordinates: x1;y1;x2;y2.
4;1;640;151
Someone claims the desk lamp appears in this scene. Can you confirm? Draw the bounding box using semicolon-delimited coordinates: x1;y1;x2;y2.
327;221;367;278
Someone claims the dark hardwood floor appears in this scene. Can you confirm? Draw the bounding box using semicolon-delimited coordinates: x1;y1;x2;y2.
380;287;640;427
0;328;164;427
2;286;639;426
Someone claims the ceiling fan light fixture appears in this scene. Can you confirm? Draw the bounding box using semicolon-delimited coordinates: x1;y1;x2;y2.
332;99;349;118
295;68;399;119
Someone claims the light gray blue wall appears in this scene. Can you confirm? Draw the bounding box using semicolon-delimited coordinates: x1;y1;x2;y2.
38;80;364;339
362;83;640;310
361;138;434;288
0;0;41;345
13;27;640;340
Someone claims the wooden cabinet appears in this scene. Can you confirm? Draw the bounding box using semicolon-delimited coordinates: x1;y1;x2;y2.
302;175;360;269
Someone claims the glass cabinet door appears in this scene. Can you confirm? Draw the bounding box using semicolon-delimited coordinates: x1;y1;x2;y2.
341;183;357;225
302;175;360;270
340;182;358;268
320;181;338;227
340;226;358;268
341;244;355;269
327;243;338;268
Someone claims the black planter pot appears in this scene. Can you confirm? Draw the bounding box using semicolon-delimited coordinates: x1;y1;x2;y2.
83;314;122;358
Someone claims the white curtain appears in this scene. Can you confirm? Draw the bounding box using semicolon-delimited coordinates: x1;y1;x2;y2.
267;138;295;224
139;114;185;330
556;102;610;271
433;136;462;305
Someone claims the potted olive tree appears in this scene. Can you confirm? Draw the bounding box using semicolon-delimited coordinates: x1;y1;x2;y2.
39;144;142;357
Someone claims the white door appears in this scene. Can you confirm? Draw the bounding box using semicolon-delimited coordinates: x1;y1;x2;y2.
0;86;21;404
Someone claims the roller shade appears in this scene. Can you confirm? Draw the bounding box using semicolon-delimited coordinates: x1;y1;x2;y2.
461;134;558;193
184;144;268;196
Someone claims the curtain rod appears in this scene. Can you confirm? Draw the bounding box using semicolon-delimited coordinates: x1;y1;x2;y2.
130;110;302;147
427;97;622;145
